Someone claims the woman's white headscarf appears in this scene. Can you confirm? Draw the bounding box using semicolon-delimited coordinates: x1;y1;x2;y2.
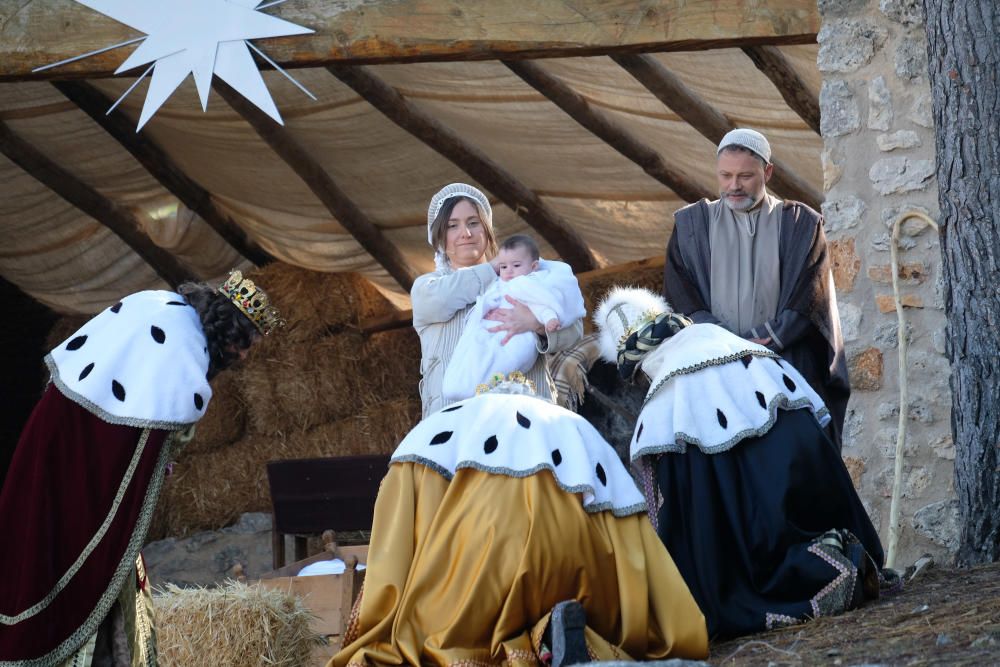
427;183;493;272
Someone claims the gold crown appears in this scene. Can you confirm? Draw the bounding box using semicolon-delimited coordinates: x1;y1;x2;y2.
616;308;661;351
218;270;285;335
475;370;537;397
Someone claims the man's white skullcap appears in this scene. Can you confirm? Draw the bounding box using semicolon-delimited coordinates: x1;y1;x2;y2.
717;128;771;164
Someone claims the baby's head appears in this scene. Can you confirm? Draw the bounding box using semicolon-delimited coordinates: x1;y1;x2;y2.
496;235;540;281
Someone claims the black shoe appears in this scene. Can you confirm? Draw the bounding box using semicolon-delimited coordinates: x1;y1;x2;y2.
550;600;588;667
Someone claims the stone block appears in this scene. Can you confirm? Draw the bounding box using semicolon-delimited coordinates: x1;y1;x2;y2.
875;427;915;458
867;262;928;285
868;76;893;131
831;238;861;292
842;406;863;449
874;465;932;499
912;499;960;550
818;0;869;18
877;402;899;421
931;329;947;355
876;293;924;313
908;398;935;424
930;434;955;460
849;347;884;391
822;195;866;234
869;157;935;195
880;0;924;26
820;80;861;137
843;456;866;489
871;232;918;253
904;466;932;497
143;512;275;588
818;20;888;73
909;93;934;128
877;130;921;151
895;36;929;81
880;204;934;236
874;466;894;498
874;321;898;348
822;146;844;191
839;301;862;342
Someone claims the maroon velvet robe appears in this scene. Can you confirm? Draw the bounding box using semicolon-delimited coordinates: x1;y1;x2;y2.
0;385;171;665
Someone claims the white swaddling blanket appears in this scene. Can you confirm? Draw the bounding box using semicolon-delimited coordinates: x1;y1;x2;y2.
442;260;585;401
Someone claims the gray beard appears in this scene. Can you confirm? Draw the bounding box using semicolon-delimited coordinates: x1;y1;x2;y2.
721;192;763;212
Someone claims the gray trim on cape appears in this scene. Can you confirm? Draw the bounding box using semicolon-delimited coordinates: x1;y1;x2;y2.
389;455;648;517
642;349;780;409
632;393;831;458
45;355;195;432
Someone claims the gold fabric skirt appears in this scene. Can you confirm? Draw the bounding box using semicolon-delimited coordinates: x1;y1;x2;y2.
330;463;708;666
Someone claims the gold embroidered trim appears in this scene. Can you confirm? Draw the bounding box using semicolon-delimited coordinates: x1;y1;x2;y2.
1;431;173;667
0;429;151;625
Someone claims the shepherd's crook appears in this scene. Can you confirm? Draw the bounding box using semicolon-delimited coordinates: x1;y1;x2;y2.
885;210;939;570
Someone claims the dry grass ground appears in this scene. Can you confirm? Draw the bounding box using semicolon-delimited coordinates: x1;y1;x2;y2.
710;563;1000;666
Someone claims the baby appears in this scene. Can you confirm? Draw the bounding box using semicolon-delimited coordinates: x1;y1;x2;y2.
441;234;586;402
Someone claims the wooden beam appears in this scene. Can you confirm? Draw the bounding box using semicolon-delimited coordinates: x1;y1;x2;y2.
52;81;275;266
211;79;418;292
2;0;820;81
741;46;821;135
503;60;713;203
0;120;197;287
613;53;824;210
329;65;598;273
357;255;667;334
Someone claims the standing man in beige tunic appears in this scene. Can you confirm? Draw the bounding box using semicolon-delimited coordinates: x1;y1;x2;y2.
663;129;850;448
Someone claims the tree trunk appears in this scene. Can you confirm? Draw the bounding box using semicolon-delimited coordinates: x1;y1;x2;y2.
922;0;1000;565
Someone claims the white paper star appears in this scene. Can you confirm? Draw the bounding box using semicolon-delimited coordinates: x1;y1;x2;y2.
35;0;315;130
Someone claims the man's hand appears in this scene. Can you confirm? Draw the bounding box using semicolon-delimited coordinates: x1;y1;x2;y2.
484;295;544;345
748;337;772;346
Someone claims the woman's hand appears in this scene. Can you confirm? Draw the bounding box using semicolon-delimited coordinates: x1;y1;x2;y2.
484;296;545;345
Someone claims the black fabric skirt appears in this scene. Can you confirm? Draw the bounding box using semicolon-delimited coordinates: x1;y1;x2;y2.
654;407;884;640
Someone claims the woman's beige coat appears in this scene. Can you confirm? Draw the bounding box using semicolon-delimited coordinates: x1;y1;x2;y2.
411;262;583;416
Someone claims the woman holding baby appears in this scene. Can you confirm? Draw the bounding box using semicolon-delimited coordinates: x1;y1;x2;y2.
409;182;584;416
329;184;708;667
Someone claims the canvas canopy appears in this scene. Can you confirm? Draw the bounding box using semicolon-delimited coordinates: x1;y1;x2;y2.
0;2;822;315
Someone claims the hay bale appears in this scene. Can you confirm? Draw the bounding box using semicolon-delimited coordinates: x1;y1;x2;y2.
240;333;366;436
245;264;395;343
155;581;320;667
357;328;421;406
152;399;421;536
302;398;422;458
186;371;247;455
153;433;279;536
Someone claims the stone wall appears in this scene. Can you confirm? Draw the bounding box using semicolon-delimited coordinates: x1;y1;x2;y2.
817;0;955;567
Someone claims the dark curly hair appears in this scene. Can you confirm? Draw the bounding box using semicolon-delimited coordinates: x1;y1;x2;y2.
177;282;260;379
